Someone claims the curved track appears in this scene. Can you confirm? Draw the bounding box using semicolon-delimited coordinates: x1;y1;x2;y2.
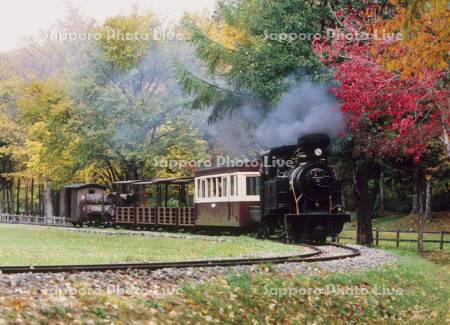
0;244;360;274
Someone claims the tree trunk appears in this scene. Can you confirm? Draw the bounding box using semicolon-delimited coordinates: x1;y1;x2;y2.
38;182;43;216
24;179;29;215
1;187;5;213
441;113;450;159
9;180;14;214
418;211;424;254
341;190;346;211
424;177;432;223
418;178;425;216
379;171;385;216
30;178;34;215
6;182;11;214
125;161;140;180
370;171;380;217
44;179;54;219
16;178;21;215
411;168;419;214
417;175;425;253
354;165;373;246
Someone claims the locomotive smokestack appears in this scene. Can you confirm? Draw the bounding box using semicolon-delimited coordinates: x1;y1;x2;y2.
297;133;330;149
297;133;331;158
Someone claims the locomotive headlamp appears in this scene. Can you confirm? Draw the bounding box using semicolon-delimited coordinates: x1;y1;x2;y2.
314;148;323;157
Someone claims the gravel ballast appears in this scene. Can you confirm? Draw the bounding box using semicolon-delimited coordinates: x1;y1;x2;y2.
0;245;398;302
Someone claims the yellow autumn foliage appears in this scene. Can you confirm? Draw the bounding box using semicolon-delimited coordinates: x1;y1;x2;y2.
377;0;449;78
201;20;251;51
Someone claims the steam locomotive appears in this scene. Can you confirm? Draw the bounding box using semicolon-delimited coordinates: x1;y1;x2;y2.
60;133;349;243
258;134;349;242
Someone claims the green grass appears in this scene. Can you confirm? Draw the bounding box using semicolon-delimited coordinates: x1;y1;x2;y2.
158;253;449;324
0;224;301;265
3;251;449;324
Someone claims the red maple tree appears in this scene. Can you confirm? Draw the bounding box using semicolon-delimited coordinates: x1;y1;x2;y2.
313;6;448;247
313;8;448;162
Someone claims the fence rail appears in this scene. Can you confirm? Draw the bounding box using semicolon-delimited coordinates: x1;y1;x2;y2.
337;228;450;250
0;214;68;226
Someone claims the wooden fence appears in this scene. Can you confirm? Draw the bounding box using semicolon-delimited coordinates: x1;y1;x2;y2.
0;214;68;226
337;228;450;250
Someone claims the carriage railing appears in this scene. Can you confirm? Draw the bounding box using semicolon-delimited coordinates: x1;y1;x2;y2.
0;214;69;226
116;207;195;226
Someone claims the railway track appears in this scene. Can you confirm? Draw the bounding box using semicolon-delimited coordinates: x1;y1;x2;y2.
0;244;360;274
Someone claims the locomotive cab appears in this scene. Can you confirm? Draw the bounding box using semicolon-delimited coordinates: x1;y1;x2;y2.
260;133;349;242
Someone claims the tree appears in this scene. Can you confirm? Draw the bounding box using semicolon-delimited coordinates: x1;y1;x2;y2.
313;4;448;248
176;0;333;121
377;0;449;78
71;12;209;181
376;0;450;158
18;80;78;217
0;77;28;214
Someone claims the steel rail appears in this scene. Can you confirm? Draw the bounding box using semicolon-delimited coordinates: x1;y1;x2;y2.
0;244;360;274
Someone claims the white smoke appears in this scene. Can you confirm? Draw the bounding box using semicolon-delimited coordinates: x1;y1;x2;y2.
253;80;343;147
201;80;343;157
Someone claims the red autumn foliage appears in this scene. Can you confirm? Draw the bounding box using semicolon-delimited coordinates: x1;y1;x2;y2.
313;9;449;162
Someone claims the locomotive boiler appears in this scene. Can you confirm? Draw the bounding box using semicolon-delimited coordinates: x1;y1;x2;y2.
259;133;349;242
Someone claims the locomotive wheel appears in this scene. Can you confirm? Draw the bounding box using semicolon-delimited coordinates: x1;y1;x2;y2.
313;235;327;244
256;224;270;239
284;226;299;243
283;217;300;243
297;233;312;244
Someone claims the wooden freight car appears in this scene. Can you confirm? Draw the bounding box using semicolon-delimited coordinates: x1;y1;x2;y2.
59;183;108;225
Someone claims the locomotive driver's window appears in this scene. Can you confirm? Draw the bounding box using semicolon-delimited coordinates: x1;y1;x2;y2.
246;176;260;196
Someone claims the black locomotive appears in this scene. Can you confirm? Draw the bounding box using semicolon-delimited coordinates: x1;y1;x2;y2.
259;133;349;242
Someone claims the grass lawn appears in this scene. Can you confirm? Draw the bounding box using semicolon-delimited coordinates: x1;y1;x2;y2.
3;249;449;324
0;224;301;265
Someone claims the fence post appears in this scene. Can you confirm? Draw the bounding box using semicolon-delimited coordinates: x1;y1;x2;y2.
396;229;400;248
375;228;379;246
440;231;444;250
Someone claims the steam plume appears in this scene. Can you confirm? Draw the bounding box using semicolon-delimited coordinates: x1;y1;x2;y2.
253;81;343;147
